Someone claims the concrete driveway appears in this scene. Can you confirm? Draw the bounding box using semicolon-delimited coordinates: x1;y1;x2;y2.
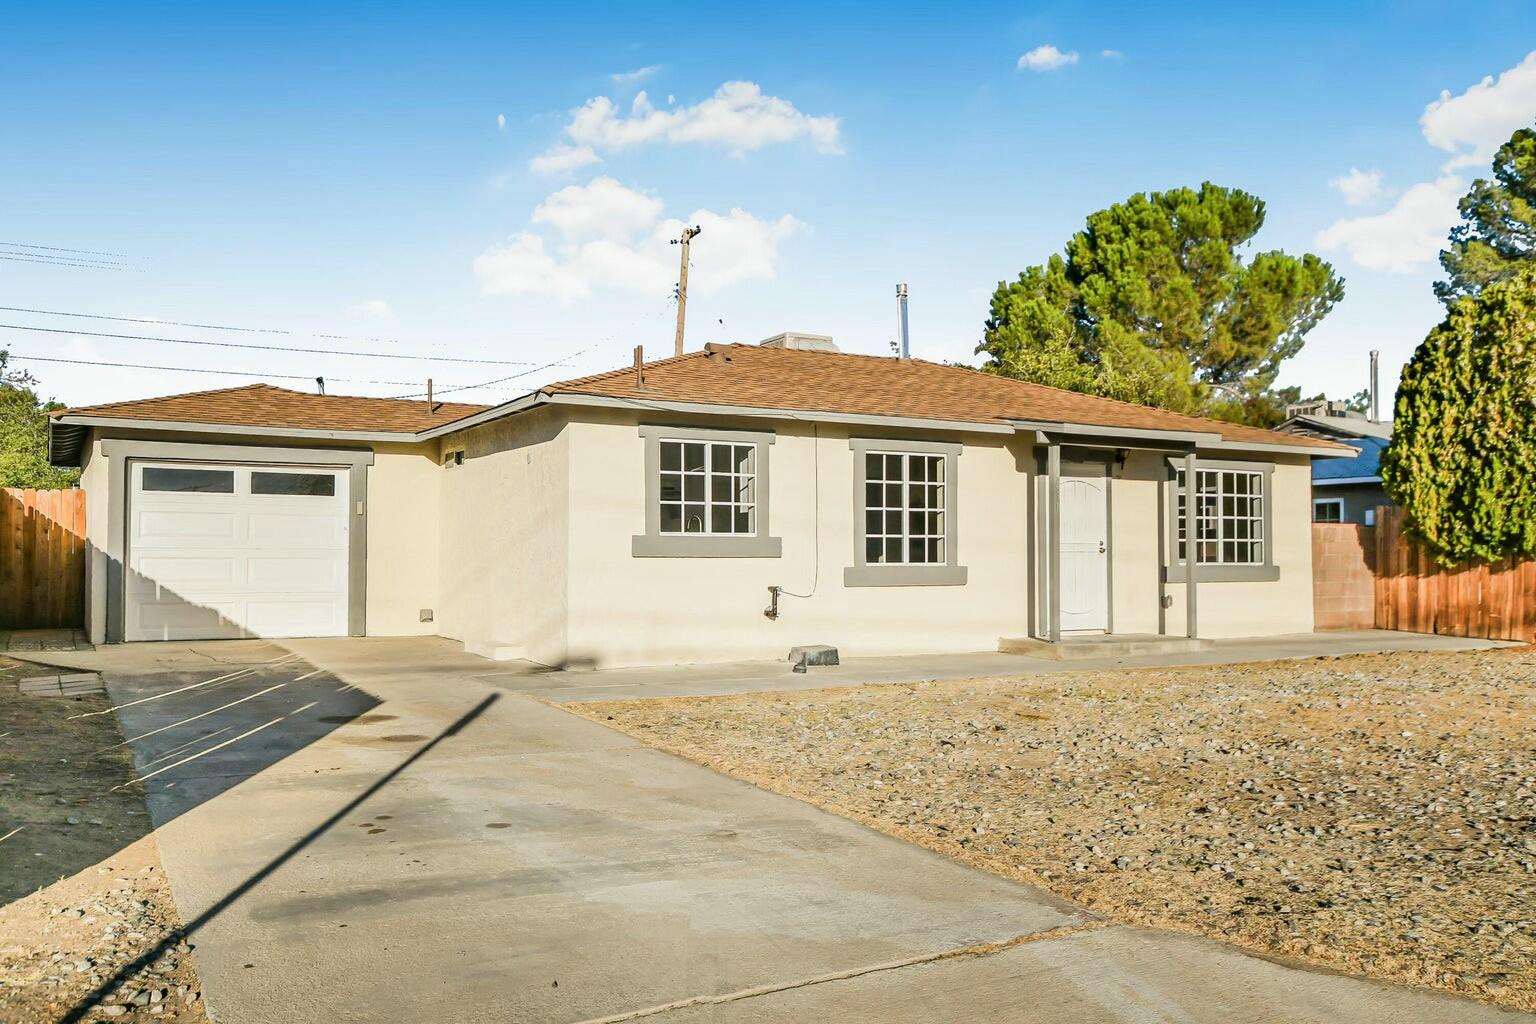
43;635;1526;1024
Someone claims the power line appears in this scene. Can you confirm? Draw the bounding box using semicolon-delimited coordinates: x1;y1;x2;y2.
0;303;523;349
7;354;448;388
0;248;125;267
0;254;128;271
393;347;594;398
0;322;534;366
0;304;299;336
0;240;131;258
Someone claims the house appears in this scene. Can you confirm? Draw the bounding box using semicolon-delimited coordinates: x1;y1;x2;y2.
1275;400;1392;526
48;335;1351;668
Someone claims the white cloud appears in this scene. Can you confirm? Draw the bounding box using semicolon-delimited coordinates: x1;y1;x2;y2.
1100;49;1124;59
1317;51;1536;273
531;80;841;170
496;113;506;131
474;177;802;302
1017;45;1079;72
1329;167;1387;206
1421;50;1536;170
610;65;660;85
1315;175;1463;272
528;143;601;175
530;176;664;240
348;299;394;320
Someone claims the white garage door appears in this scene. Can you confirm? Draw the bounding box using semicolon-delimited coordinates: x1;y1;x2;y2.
126;462;350;641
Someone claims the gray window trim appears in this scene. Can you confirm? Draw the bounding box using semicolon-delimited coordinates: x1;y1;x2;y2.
845;437;967;587
99;439;375;643
632;424;782;558
1163;457;1279;583
1312;497;1345;523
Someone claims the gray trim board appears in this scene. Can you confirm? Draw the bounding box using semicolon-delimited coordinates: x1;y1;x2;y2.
1313;475;1383;487
1204;439;1356;457
1183;452;1198;638
1046;442;1061;642
1012;419;1219;447
845;437;967;588
56;415;416;443
1163;456;1279;586
556;393;1016;437
100;439;375;643
631;424;782;558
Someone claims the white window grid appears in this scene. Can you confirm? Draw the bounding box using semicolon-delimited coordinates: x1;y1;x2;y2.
1313;498;1344;524
1176;468;1264;566
659;439;757;535
864;451;945;565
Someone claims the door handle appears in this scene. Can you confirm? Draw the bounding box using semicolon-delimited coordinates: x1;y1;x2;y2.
1098;541;1106;553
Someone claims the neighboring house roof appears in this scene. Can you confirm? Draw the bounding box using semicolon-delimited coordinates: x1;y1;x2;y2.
1312;434;1388;485
1277;412;1393;441
49;345;1349;465
540;344;1347;451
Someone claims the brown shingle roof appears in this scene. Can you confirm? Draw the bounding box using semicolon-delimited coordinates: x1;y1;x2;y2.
53;350;1346;453
540;344;1346;451
53;383;488;433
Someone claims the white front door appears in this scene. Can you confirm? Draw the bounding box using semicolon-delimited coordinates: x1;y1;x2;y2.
125;462;350;641
1058;463;1109;632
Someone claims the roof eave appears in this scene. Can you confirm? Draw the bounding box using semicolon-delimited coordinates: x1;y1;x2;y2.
47;414;423;467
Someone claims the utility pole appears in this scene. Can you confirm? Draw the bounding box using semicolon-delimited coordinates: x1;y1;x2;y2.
671;224;702;356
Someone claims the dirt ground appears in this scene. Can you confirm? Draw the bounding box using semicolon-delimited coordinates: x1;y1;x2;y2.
0;655;207;1023
575;647;1536;1012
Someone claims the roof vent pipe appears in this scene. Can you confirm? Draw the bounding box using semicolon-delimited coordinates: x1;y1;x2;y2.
896;283;910;360
1369;349;1380;423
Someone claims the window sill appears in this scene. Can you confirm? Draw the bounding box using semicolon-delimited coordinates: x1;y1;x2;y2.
1164;564;1280;583
632;534;783;558
843;564;968;587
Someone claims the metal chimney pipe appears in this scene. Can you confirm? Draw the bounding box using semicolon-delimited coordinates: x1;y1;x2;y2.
896;283;910;360
1369;350;1380;423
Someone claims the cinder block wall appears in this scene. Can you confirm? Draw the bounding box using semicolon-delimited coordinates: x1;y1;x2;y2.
1311;523;1376;630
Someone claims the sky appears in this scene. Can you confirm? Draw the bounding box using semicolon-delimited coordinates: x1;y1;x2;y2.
2;2;1534;411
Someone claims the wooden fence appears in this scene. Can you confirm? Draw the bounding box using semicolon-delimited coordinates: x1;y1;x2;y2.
0;488;87;630
1313;507;1536;642
1371;505;1536;642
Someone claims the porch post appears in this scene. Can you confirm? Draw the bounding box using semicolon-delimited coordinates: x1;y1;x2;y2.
1183;450;1198;638
1047;441;1062;644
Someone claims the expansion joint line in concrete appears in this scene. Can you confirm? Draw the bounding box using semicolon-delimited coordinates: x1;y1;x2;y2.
568;919;1113;1024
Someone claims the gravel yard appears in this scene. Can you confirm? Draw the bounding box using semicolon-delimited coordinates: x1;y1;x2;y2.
0;655;206;1023
574;647;1536;1011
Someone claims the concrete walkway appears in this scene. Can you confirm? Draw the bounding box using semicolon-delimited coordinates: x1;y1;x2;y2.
46;636;1527;1023
287;628;1514;705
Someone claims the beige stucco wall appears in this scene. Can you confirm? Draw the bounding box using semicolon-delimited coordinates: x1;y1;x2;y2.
1112;450;1315;639
434;406;570;666
364;441;442;637
79;435;109;645
73;428;442;642
560;410;1034;669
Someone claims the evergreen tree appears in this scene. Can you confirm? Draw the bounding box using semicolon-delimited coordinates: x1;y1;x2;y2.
1382;265;1536;564
979;183;1343;426
1436;126;1536;304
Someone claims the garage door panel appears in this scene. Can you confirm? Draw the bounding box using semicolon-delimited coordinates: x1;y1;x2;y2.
136;509;240;543
127;462;349;642
246;512;346;545
245;556;344;589
133;599;246;636
132;556;239;590
243;600;345;638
